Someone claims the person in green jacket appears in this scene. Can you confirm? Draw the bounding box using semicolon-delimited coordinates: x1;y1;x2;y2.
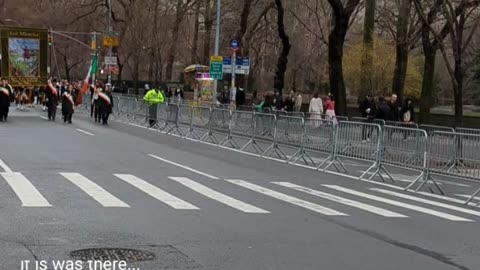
143;84;165;127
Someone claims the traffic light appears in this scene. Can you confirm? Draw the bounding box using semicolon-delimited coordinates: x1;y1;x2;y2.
48;34;53;46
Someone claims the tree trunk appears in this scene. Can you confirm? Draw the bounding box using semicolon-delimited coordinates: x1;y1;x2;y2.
165;1;184;82
419;48;436;123
273;0;291;97
202;0;213;65
191;0;200;64
328;17;349;115
392;0;411;104
359;0;375;99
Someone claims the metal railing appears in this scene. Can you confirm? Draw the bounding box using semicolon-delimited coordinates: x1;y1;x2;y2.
78;96;480;206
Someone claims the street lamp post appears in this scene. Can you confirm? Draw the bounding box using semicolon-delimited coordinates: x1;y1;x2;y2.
213;0;221;104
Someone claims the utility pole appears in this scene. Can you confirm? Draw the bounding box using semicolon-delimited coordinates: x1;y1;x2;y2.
107;0;113;85
213;0;221;103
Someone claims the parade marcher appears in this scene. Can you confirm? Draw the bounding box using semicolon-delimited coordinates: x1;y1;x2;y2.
62;84;75;124
144;85;165;127
98;83;114;125
93;82;102;122
46;79;59;121
0;78;13;122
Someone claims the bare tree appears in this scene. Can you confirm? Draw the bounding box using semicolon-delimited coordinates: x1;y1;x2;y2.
326;0;361;115
273;0;291;96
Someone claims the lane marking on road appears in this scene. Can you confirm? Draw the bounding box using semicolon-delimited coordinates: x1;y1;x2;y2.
148;154;219;180
114;174;199;210
227;179;347;216
273;182;407;218
415;191;478;207
323;185;472;222
0;159;13;173
60;173;129;207
169;177;269;213
371;188;480;217
40;116;49;120
1;172;51;207
76;129;94;136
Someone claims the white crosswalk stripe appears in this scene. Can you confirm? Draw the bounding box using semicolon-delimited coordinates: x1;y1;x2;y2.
273;182;407;218
114;174;199;210
226;179;347;216
455;194;480;201
60;173;129;208
323;185;473;222
370;188;480;217
1;172;51;207
169;177;269;213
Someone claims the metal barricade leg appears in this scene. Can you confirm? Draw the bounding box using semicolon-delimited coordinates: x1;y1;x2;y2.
465;187;480;205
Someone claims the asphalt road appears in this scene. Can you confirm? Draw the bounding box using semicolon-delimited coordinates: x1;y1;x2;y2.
0;106;479;270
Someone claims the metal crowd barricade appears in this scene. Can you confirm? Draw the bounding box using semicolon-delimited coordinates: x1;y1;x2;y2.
264;115;304;160
385;121;419;129
455;127;480;136
350;117;385;127
229;110;255;147
131;99;149;125
241;113;276;155
187;106;211;140
368;126;429;185
276;111;305;118
165;103;182;135
419;124;454;136
200;108;233;146
237;105;254;112
298;118;336;169
409;131;480;204
324;121;382;176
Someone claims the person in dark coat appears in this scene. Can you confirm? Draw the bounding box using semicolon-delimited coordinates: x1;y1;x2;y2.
284;91;295;112
0;78;13;122
388;94;400;121
359;94;377;141
46;79;59;121
273;90;283;110
359;94;377;119
235;87;246;108
62;84;75;124
401;97;415;123
98;83;114;125
375;96;392;121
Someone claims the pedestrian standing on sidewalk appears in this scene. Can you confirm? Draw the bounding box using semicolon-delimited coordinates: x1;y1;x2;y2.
324;95;337;124
62;84;75;124
295;91;303;112
309;92;324;127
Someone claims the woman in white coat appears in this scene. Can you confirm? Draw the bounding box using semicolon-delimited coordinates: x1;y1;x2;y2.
309;92;323;128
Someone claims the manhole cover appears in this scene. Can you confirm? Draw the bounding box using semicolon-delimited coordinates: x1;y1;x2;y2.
70;248;155;262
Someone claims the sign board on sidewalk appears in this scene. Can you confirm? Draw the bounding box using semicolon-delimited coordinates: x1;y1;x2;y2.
223;56;250;75
209;55;223;80
105;56;117;66
230;39;239;51
103;32;120;48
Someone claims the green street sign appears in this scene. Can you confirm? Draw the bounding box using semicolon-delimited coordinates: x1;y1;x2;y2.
209;55;223;80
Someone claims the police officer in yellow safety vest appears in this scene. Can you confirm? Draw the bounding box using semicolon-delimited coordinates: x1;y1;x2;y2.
143;84;165;127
